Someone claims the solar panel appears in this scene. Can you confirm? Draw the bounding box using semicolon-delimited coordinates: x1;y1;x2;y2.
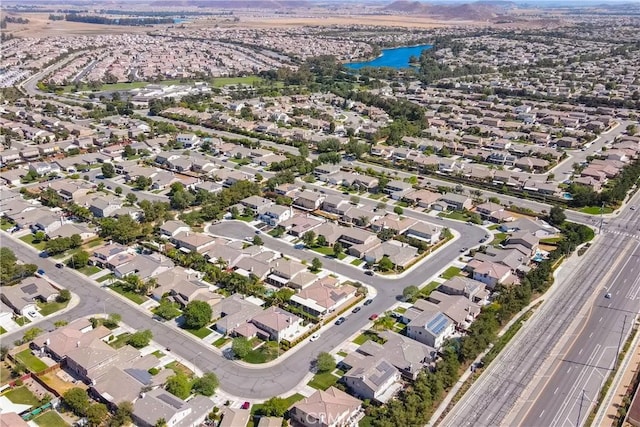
21;284;38;295
427;313;449;335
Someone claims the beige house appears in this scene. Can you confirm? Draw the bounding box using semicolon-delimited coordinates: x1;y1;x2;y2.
289;387;362;427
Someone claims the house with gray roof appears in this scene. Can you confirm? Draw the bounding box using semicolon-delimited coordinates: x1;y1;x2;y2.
289;387;362;427
211;294;263;335
133;388;212;427
342;358;401;403
1;277;59;315
404;303;455;348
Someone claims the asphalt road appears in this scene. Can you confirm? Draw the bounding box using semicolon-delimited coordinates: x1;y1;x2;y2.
438;191;640;427
2;202;482;399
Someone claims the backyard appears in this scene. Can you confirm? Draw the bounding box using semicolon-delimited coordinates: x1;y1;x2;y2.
34;411;69;427
15;349;48;373
3;386;40;407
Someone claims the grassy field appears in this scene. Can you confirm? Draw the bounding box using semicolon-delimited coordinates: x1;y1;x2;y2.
213;337;231;348
493;232;508;245
109;283;147;305
1;218;14;231
307;371;340;390
3;386;40;407
96;273;115;283
350;258;364;266
312;246;347;260
184;326;212;339
212;76;263;88
34;411;70;427
77;265;101;276
38;300;69;316
166;361;194;378
438;211;470;222
244;342;279;364
15;316;31;326
579;206;614;215
540;236;564;244
16;349;48;373
440;266;461;280
20;234;47;251
152;350;165;358
353;334;370;345
418;281;441;299
63;79;183;93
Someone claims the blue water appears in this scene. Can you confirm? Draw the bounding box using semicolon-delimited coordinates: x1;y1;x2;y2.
345;44;433;70
173;18;190;24
562;192;573;200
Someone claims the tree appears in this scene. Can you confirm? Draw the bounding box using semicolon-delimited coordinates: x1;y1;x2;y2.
125;193;138;205
110;401;133;426
302;231;316;247
64;388;90;416
257;396;289;417
155;418;168;427
192;372;219;396
183;300;212;329
70;234;82;248
310;257;323;272
378;256;394;272
332;242;344;257
0;346;8;361
22;327;42;343
68;250;89;268
548;205;566;226
101;162;116;178
627;124;637;136
128;329;153;348
57;289;71;303
86;403;109;426
252;235;264;246
350;195;360;205
393;206;404;215
316;235;327;247
403;285;419;302
316;352;336;373
232;337;251;359
166;373;192;399
155;300;181;320
34;231;47;242
103;313;121;329
115;186;123;196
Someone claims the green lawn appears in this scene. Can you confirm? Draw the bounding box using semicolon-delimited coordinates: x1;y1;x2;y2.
15;316;31;326
579;206;614;215
350;258;364;266
493;232;508;245
440;266;461;280
244;342;279;364
540;236;564;244
108;333;131;349
213;337;231;348
63;79;183;93
418;281;441;298
312;246;347;260
0;326;6;335
337;351;348;357
77;265;101;276
1;218;14;231
353;334;370;345
109;283;147;304
487;224;501;230
3;386;40;407
213;75;263;88
395;306;407;314
34;411;69;427
38;300;69;316
308;371;339;390
84;238;105;248
250;393;303;416
96;273;115;283
236;214;254;222
183;326;212;339
20;234;47;251
16;349;48;373
437;211;469;221
165;361;194;378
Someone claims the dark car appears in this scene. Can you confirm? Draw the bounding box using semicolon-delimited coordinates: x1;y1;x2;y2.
352;306;361;314
363;299;373;306
364;270;374;276
37;269;45;275
335;317;346;325
342;191;349;195
255;230;261;234
55;263;64;269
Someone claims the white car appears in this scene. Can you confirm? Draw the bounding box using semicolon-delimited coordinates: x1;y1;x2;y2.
310;333;321;342
605;293;612;299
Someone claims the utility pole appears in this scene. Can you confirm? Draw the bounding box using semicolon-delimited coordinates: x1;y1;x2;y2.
599;202;605;234
577;388;587;427
615;315;627;370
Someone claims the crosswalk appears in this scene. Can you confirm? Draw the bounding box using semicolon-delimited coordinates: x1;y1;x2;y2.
604;228;640;240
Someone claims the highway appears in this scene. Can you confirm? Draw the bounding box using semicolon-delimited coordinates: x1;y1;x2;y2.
438;192;640;427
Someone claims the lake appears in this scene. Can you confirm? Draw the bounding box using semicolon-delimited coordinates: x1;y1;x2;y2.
345;44;433;70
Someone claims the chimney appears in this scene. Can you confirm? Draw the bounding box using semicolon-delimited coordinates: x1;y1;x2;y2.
45;338;50;346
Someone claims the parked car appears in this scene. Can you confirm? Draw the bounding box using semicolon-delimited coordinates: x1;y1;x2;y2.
36;269;45;275
352;306;361;314
241;402;251;410
55;263;64;269
335;317;346;325
460;247;468;252
364;270;374;276
310;333;320;342
605;292;612;299
255;230;261;234
369;314;379;321
363;299;374;306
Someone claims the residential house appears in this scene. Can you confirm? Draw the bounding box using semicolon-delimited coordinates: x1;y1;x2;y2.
289;387;362;427
499;218;559;238
211;294;263;335
322;195;351;216
133;388;212;427
266;258;308;288
290;278;357;317
404;222;442;244
383;180;413;200
258;204;293;226
436;193;473;211
471;260;513;289
504;231;539;257
219;408;252;427
113;253;175;280
405;306;455;349
91;243;132;268
342;359;401;403
342;206;380;228
46;222;96;241
176;133;201;149
1;277;59;315
403;189;440;208
280;214;325;237
240;195;274;213
250;306;303;342
294;191;326;211
88;195;122;218
438;276;490;305
362;241;417;269
159;220;190;239
425;291;481;329
172;231;217;254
